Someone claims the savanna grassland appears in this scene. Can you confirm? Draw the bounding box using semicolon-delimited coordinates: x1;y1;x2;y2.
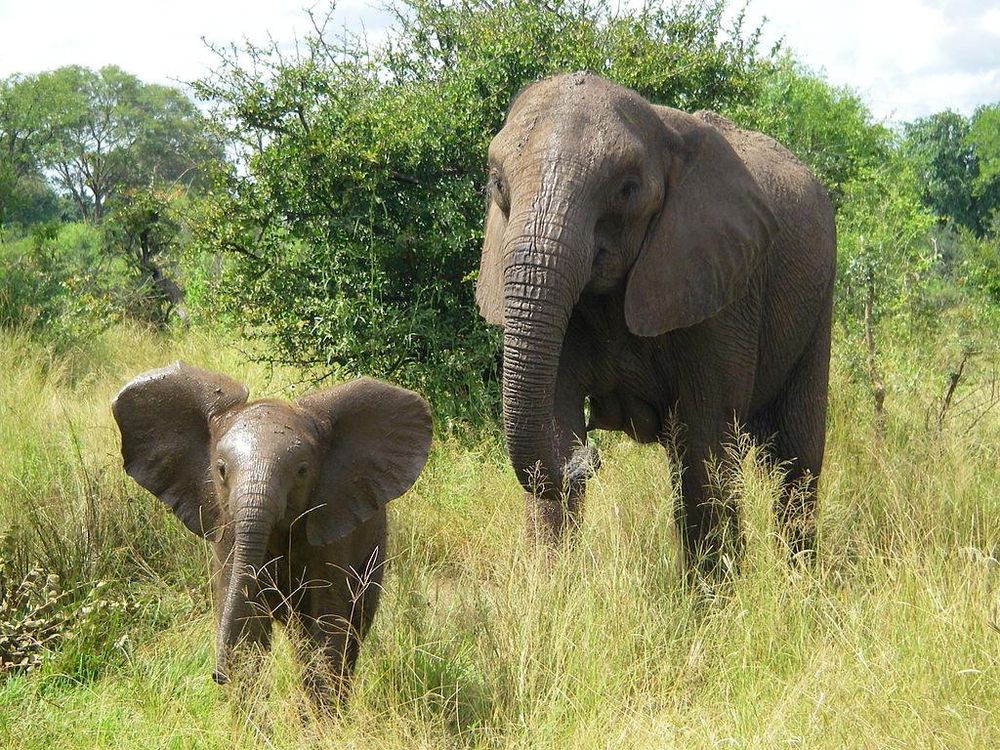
3;2;1000;747
0;319;997;749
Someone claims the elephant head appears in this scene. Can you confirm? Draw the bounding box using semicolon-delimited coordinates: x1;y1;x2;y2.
112;362;432;683
476;72;777;496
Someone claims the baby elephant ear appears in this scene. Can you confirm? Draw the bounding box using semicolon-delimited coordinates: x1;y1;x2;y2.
297;378;433;546
112;362;249;540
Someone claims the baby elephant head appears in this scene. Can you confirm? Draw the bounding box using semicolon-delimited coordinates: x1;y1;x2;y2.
112;362;432;684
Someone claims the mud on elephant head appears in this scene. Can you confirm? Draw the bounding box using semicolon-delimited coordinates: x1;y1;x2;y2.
112;362;432;703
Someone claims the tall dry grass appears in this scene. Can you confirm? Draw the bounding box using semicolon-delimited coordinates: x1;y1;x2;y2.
0;322;997;748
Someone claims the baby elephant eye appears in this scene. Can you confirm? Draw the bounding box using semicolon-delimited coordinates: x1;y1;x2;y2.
216;460;227;481
296;462;310;478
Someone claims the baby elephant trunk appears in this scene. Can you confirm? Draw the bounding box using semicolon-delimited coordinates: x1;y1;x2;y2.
213;497;277;685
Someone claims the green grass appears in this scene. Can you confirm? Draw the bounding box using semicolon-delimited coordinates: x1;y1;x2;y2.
0;322;998;748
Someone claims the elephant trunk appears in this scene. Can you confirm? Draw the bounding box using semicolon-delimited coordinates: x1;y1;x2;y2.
213;489;277;685
501;221;589;500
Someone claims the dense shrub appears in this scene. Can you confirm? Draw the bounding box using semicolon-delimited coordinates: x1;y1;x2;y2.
0;223;113;349
748;55;892;206
957;220;1000;306
902;107;1000;237
0;188;193;350
102;188;189;326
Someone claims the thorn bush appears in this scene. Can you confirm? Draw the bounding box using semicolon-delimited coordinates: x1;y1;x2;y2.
0;559;137;676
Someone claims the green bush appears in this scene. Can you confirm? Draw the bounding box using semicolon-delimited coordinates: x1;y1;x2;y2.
0;193;194;351
0;222;112;349
957;221;1000;305
0;563;154;684
102;188;188;327
748;55;892;206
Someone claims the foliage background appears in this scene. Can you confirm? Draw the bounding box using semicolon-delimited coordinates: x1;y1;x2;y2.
3;0;997;425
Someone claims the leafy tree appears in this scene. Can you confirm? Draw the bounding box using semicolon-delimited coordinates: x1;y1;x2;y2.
30;66;222;222
902;110;998;235
838;163;936;323
966;103;1000;226
836;160;936;420
749;56;891;206
192;0;775;423
103;188;186;326
0;76;62;224
951;215;1000;308
0;221;117;349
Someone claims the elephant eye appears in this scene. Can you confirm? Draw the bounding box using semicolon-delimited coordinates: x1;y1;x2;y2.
216;460;227;482
488;168;509;212
296;462;310;479
619;179;640;200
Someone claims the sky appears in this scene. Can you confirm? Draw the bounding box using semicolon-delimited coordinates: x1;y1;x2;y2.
1;0;998;124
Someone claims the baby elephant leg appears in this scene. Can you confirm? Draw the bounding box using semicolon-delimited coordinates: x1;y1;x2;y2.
291;564;385;713
293;618;359;711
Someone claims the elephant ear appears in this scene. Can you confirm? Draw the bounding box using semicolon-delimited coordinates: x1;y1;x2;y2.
112;362;248;540
624;108;778;337
297;378;432;546
475;200;507;326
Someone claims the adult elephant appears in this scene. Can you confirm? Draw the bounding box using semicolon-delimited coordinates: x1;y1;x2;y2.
476;73;836;572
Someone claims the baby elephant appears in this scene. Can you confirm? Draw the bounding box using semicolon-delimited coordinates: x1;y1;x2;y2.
112;362;432;707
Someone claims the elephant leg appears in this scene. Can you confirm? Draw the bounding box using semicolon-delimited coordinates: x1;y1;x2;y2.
669;354;753;579
523;475;586;548
671;431;743;579
523;371;590;547
286;614;357;712
768;327;832;561
291;559;384;712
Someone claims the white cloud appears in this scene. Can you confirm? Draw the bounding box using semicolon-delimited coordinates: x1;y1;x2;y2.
923;0;995;19
985;7;1000;32
734;0;1000;121
0;0;996;122
0;1;392;92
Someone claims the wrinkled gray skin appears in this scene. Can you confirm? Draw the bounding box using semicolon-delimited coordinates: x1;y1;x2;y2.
477;73;836;572
113;363;432;707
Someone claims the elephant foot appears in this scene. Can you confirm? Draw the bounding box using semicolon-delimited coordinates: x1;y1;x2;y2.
774;479;818;564
301;674;350;722
679;528;743;589
782;529;817;566
522;446;597;550
524;494;568;548
523;490;585;550
685;544;741;587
